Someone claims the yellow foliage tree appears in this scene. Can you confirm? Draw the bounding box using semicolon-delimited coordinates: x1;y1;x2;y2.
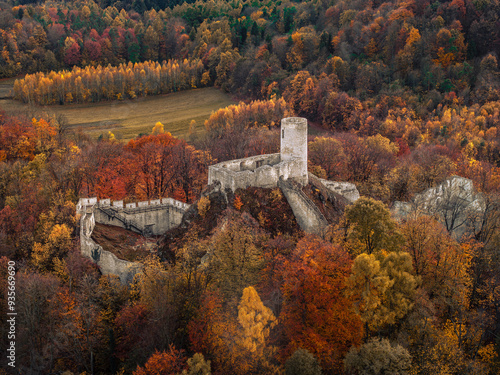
152;121;165;135
237;286;276;353
235;286;278;374
32;224;72;272
347;251;418;331
197;196;210;217
347;253;392;330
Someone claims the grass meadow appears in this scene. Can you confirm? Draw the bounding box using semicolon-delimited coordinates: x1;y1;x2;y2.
0;87;237;142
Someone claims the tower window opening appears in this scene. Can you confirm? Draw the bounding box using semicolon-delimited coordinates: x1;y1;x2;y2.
282;129;285;138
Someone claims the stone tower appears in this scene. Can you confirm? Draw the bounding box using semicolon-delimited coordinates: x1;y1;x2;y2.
280;117;308;185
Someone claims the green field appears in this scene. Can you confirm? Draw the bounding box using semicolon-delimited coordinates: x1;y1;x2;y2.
0;87;237;142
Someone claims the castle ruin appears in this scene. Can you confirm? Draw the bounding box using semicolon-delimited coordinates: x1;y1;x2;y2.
76;197;190;283
208;117;309;191
77;116;361;282
208;117;359;234
76;117;489;285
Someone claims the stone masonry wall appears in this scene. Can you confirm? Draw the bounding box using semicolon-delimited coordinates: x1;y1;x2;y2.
317;178;360;203
92;198;188;236
207;117;309;192
280;117;308;185
78;204;142;284
77;197;190;283
208;153;305;192
278;177;328;235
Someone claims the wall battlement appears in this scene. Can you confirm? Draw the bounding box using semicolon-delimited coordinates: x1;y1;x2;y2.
77;197;190;213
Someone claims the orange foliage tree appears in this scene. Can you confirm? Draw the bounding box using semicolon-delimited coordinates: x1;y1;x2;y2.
133;346;186;375
188;290;240;374
126;133;210;202
279;235;364;372
126;132;180;200
0;114;58;162
79;140;132;200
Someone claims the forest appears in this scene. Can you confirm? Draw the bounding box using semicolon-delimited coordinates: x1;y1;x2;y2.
1;0;500;374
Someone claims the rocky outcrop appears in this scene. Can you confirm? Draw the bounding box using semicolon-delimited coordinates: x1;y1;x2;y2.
393;176;484;237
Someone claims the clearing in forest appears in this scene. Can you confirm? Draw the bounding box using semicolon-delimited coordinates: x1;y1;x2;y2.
0;87;236;142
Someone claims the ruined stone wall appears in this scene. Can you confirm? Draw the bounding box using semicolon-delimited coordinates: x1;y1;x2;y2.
78;204;142;284
76;197;190;283
88;198;189;236
207;117;310;192
317;178;360;203
208;153;305;192
278;177;328;235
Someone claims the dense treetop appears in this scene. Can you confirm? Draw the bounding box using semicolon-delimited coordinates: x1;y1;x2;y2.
1;0;499;104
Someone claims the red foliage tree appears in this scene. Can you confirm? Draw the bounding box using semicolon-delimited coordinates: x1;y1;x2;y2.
64;42;81;66
84;39;102;62
279;235;364;372
126;133;179;200
115;303;150;361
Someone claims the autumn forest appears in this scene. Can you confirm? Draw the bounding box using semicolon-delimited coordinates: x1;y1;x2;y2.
1;0;500;373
